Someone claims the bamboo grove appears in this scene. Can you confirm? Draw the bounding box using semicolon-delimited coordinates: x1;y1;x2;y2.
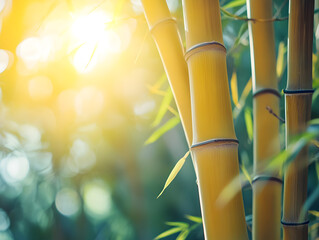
142;0;317;239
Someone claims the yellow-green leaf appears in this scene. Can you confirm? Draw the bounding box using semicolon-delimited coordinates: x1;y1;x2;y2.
152;88;173;127
155;227;181;239
276;42;286;79
157;151;190;198
145;116;180;145
240;164;252;185
230;71;239;106
316;162;319;181
185;215;202;223
309;210;319;218
222;0;246;9
244;107;253;141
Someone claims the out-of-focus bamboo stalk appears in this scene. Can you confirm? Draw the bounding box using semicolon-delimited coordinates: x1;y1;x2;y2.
282;1;314;239
141;0;192;146
246;1;281;240
182;0;248;239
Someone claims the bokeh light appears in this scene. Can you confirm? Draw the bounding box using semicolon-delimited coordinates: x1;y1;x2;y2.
0;209;10;231
0;49;9;73
82;181;111;219
55;188;81;217
1;153;29;183
28;76;53;100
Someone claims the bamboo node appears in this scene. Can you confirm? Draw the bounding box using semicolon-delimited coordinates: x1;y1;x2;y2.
184;41;226;61
252;175;282;184
283;89;314;95
149;17;176;33
191;138;238;149
253;88;281;98
281;219;309;226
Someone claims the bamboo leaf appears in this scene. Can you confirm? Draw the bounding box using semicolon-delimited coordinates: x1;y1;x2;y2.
222;0;246;9
316;162;319;181
240;164;252;185
185;215;202;223
244;107;253;141
276;42;286;79
155;227;181;239
152;88;173;127
165;222;189;228
300;185;319;220
309;210;319;218
230;71;239;106
145;117;180;145
157;151;190;198
176;230;189;240
233;78;252;119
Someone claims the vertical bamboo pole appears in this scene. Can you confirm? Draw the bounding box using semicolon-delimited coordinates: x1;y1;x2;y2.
141;0;192;146
246;1;282;240
182;0;248;239
282;1;314;239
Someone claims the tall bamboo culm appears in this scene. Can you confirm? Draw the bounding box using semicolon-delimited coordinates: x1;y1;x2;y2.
246;1;282;240
141;0;192;146
282;1;314;239
182;0;248;239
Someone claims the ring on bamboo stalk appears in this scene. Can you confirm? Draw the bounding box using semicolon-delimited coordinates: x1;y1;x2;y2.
191;138;239;149
253;88;281;98
149;17;177;32
283;89;314;94
252;175;283;184
184;41;226;61
281;220;309;226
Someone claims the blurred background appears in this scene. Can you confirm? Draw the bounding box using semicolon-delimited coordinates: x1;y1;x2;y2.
0;0;318;239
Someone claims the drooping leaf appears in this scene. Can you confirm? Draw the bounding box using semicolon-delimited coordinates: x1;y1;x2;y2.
300;185;319;220
233;78;252;119
222;0;246;9
230;71;239;106
155;227;181;239
185;215;202;223
316;162;319;181
152;88;173;127
244;107;253;141
145;116;180;145
157;151;190;198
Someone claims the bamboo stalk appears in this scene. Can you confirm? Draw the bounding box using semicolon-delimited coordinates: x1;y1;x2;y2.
141;0;192;146
182;0;248;239
246;1;282;240
282;1;314;239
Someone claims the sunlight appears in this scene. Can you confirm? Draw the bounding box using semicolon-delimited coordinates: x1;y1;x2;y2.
55;188;81;217
70;10;122;73
28;76;53;100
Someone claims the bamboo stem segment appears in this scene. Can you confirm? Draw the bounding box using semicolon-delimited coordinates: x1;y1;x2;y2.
141;0;192;146
182;0;248;239
246;0;282;239
282;0;314;239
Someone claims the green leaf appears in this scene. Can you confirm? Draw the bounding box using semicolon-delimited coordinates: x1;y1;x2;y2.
244;107;253;141
316;162;319;181
152;88;173;127
145;116;180;145
300;185;319;220
222;0;246;10
176;230;189;240
155;227;181;239
185;215;202;223
157;151;190;198
165;222;189;228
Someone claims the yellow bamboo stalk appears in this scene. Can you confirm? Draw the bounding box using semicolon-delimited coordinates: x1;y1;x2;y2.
282;1;314;239
141;0;192;146
182;0;248;239
246;1;281;240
